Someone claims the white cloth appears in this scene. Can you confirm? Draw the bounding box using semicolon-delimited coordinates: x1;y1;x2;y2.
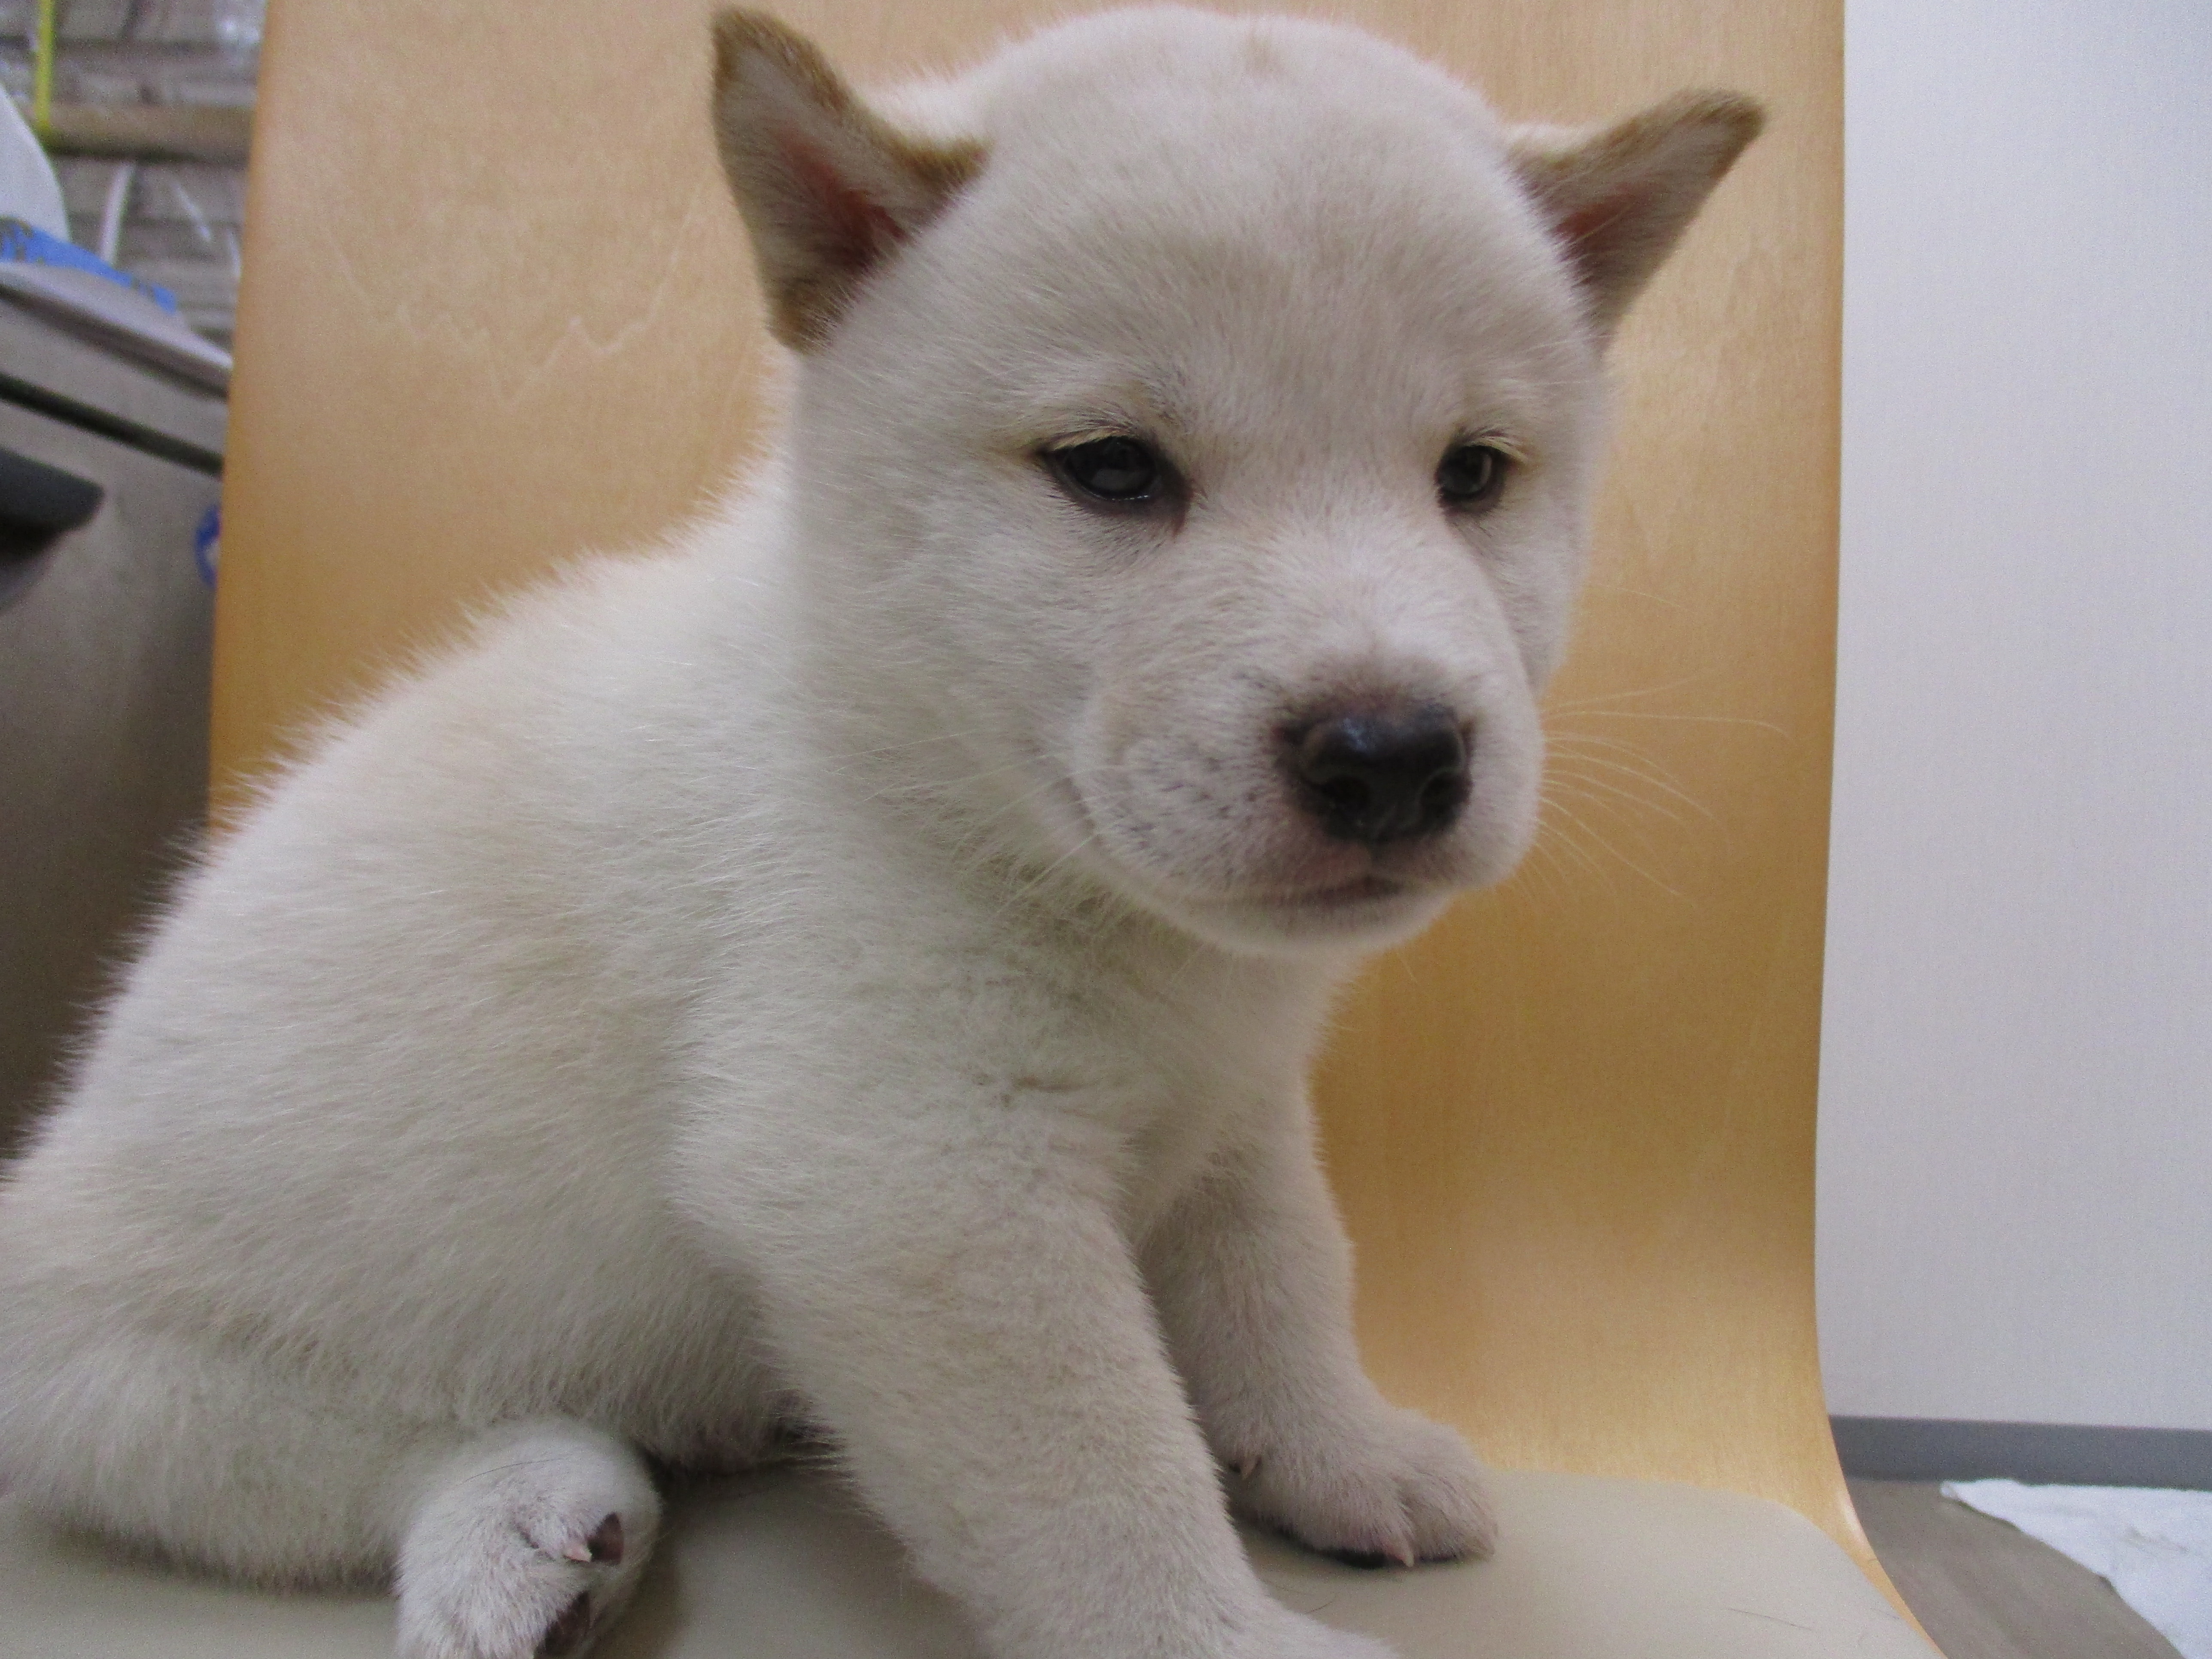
1944;1478;2212;1659
0;96;69;241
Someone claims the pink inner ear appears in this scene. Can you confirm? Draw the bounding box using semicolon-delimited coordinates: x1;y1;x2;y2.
776;122;905;274
1555;186;1640;254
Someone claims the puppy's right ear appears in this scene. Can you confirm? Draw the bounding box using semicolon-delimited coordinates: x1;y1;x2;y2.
711;11;984;350
1509;90;1765;342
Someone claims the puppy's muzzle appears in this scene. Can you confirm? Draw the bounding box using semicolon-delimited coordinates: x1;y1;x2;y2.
1285;702;1471;847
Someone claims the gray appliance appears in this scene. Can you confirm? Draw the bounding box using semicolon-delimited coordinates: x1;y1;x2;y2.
0;287;225;1155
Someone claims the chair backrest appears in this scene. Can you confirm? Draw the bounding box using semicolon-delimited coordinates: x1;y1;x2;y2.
219;0;1875;1598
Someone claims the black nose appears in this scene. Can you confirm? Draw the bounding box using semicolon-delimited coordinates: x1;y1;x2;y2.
1287;703;1470;846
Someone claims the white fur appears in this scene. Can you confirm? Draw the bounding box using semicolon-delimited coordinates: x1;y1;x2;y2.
0;10;1747;1657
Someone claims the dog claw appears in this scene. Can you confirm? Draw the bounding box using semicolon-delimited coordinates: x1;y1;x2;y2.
560;1512;625;1566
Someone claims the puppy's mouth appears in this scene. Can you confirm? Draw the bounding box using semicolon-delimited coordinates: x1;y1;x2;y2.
1041;762;1468;951
1156;854;1459;946
1252;872;1412;911
1182;865;1456;953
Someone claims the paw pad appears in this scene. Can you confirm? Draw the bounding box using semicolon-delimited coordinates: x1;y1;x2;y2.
1321;1546;1398;1571
535;1591;593;1658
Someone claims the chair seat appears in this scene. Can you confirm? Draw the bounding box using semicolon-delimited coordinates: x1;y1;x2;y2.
3;1465;1933;1657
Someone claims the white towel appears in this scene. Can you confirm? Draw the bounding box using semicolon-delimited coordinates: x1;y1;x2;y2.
0;96;68;241
1944;1478;2212;1659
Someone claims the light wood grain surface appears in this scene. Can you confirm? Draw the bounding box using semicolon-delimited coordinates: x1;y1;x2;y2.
217;0;1875;1621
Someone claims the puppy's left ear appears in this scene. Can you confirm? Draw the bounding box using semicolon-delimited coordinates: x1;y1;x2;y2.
1510;91;1765;341
711;10;984;350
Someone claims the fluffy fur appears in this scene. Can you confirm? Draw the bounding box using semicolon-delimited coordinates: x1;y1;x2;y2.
0;10;1757;1657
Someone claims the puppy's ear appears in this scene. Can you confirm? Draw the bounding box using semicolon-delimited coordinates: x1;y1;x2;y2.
711;10;984;349
1509;91;1765;341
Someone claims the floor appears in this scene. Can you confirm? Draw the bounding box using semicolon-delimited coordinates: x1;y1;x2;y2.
1850;1479;2183;1659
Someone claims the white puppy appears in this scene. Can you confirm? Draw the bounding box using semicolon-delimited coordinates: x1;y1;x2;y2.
0;10;1757;1657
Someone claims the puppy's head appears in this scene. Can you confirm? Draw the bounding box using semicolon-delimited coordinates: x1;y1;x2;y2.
712;8;1760;955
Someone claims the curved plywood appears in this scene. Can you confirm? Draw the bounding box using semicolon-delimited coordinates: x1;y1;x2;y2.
218;0;1885;1621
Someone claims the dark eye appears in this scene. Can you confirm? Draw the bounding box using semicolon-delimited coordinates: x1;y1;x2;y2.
1045;435;1164;506
1436;441;1510;510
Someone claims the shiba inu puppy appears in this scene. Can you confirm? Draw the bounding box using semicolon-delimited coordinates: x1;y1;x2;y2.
0;9;1758;1656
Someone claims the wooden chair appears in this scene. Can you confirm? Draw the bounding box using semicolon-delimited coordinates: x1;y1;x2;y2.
2;1;1940;1653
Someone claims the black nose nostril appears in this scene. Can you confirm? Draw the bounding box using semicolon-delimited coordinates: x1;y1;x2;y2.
1288;704;1470;846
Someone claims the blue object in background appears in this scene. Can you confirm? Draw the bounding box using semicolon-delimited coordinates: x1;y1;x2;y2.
193;504;219;588
0;216;179;314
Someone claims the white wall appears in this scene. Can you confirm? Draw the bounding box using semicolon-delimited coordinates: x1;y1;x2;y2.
1820;0;2212;1430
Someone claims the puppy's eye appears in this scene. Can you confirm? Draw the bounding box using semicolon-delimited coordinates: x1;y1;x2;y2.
1436;441;1510;511
1045;436;1164;506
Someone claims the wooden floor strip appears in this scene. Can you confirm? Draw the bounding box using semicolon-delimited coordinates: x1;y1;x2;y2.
1849;1479;2183;1659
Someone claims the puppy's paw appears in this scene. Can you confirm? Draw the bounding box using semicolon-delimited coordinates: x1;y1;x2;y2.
398;1494;651;1659
397;1422;660;1659
1229;1404;1497;1568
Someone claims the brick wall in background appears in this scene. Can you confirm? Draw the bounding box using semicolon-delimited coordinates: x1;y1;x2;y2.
1;0;258;343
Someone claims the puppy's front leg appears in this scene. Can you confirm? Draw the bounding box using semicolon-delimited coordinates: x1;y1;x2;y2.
703;1108;1390;1659
1145;1093;1498;1567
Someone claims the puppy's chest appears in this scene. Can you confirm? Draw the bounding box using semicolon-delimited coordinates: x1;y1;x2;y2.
1093;962;1328;1236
